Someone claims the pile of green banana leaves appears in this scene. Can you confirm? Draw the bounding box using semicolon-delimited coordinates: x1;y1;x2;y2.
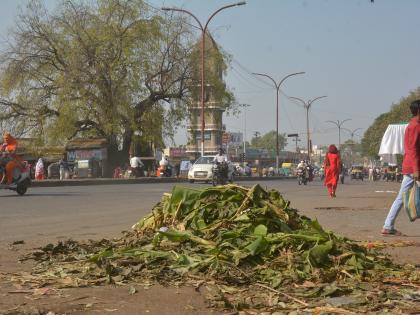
21;185;420;313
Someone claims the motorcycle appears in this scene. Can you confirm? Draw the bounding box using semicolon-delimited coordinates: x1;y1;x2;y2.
296;167;308;185
212;162;228;186
373;170;381;181
0;156;31;195
157;164;172;177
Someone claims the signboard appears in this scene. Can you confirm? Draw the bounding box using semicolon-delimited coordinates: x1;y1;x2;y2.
170;147;188;158
228;132;243;146
180;160;192;171
68;148;107;161
222;133;230;144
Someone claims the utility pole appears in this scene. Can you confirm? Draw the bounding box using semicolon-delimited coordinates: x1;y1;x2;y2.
162;2;246;157
252;72;305;174
239;104;251;157
289;96;327;161
326;119;351;150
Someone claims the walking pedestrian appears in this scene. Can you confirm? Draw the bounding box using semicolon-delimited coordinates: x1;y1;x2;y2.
59;155;70;180
324;144;342;198
35;158;45;180
382;100;420;235
369;167;374;181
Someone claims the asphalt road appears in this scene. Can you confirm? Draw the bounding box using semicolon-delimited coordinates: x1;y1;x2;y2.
1;177;420;315
1;178;419;262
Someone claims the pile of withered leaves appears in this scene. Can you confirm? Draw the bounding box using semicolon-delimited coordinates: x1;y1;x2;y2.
14;185;420;314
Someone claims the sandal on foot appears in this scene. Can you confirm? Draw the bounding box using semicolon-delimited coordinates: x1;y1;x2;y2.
381;229;403;236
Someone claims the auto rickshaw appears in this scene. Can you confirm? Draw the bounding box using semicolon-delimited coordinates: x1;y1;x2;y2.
350;165;364;180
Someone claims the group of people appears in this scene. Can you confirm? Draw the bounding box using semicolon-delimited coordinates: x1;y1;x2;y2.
296;160;315;181
321;100;419;237
0;100;418;238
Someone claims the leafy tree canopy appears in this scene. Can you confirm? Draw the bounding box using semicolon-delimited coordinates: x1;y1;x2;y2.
0;0;234;166
250;130;287;152
361;88;418;158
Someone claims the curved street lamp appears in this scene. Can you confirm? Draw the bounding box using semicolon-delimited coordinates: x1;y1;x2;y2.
342;127;363;142
162;2;246;157
326;119;351;149
289;95;327;160
252;72;305;173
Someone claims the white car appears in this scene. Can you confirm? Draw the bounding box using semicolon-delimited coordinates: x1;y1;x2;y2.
188;156;234;183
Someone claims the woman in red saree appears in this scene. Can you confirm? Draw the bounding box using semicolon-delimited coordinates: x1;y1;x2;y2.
324;144;342;198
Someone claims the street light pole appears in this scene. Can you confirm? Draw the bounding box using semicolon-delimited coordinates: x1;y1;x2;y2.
289;96;327;160
342;127;362;166
162;2;246;157
343;127;362;142
326;119;351;149
252;72;305;174
239;104;251;158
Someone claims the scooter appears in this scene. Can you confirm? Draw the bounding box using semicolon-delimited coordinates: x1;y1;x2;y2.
0;160;31;195
157;164;172;177
297;168;308;185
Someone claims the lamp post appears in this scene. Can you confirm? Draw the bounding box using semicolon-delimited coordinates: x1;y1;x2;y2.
162;2;246;157
240;103;251;161
343;127;362;142
289;95;327;160
252;72;305;174
342;127;362;166
326;119;351;149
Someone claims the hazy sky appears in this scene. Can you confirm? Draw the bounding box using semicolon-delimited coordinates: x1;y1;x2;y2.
1;0;420;151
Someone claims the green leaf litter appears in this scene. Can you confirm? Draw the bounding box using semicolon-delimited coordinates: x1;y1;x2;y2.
15;184;420;313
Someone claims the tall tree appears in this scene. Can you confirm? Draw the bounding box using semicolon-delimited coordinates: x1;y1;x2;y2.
250;130;287;152
361;88;418;158
0;0;233;170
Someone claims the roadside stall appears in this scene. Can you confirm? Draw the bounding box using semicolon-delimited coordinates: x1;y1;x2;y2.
65;138;108;178
378;123;408;182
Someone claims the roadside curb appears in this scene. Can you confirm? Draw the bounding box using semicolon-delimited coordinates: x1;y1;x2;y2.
31;176;296;188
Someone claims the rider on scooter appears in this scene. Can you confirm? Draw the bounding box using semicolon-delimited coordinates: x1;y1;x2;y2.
213;148;229;180
297;160;307;177
0;132;19;186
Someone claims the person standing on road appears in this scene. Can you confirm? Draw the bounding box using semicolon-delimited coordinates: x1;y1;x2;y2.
382;100;420;236
324;144;342;198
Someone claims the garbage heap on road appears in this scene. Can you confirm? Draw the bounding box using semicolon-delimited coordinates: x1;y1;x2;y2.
20;184;420;314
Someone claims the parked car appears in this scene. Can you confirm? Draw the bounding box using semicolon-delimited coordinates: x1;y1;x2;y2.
73;159;101;178
188;156;234;183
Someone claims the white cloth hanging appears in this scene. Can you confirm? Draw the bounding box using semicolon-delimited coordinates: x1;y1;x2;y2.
378;124;408;155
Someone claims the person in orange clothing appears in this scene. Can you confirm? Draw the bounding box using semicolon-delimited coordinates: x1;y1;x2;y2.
0;132;19;185
323;144;342;198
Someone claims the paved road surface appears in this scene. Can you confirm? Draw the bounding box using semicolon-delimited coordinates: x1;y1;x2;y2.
1;178;419;315
1;178;418;253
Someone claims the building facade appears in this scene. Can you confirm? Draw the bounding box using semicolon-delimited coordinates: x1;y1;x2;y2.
186;35;228;158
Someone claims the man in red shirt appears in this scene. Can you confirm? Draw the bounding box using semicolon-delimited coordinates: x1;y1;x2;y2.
382;100;420;235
